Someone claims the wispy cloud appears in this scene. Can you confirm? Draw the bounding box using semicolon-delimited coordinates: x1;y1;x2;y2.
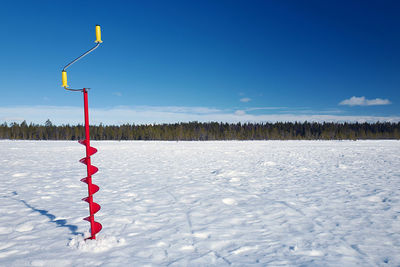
235;110;246;116
246;107;287;111
242;107;343;115
339;96;391;106
113;92;122;97
1;105;399;125
240;97;251;103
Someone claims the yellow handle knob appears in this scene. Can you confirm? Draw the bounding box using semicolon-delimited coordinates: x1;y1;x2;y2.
62;71;68;88
95;25;103;43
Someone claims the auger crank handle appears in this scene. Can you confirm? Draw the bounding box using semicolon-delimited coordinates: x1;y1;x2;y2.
61;25;103;90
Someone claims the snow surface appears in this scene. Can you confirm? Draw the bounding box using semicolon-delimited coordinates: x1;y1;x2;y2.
1;140;399;266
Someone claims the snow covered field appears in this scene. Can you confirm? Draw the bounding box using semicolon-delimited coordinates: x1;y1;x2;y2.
1;140;399;266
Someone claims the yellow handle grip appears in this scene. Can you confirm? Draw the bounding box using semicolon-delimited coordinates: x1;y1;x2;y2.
62;71;68;88
95;25;103;43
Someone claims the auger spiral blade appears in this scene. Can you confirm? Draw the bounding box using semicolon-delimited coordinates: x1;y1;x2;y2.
80;179;100;193
88;147;98;156
79;156;97;165
83;217;102;239
92;221;102;235
92;202;101;214
78;139;86;146
90;183;100;194
79;141;101;239
83;217;102;236
79;157;88;165
79;159;99;176
89;165;99;176
81;198;101;213
79;140;98;156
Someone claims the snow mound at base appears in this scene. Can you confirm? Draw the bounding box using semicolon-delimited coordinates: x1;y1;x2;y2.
68;234;125;253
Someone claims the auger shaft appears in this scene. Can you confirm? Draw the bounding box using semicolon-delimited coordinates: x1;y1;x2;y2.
83;88;95;239
81;88;102;239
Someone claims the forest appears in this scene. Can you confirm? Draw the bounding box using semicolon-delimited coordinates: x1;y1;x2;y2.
1;120;399;140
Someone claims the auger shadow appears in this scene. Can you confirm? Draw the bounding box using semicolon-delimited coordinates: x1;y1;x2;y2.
12;191;83;236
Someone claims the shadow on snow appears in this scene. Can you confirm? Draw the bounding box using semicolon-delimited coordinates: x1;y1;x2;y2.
10;191;83;236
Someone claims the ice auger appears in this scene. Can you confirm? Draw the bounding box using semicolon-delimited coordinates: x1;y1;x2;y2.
61;25;103;240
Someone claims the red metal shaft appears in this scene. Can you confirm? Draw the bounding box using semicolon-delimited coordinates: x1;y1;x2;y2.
83;88;97;239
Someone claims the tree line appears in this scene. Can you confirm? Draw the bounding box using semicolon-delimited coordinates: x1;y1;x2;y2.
1;120;399;140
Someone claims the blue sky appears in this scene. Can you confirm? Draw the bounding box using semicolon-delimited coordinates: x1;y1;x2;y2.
0;0;399;125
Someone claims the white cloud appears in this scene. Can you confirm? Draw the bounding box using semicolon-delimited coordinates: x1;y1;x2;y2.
339;96;391;106
246;107;287;111
235;110;246;116
0;105;399;125
240;97;251;103
366;98;391;106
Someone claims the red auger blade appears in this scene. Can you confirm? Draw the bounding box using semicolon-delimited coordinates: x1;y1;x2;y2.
79;165;98;176
78;139;86;146
92;221;102;235
79;157;88;165
82;195;101;206
82;218;102;239
82;202;101;217
88;146;97;156
79;157;99;175
89;165;98;176
78;140;97;155
83;216;98;222
80;180;100;194
89;183;100;194
92;202;101;214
